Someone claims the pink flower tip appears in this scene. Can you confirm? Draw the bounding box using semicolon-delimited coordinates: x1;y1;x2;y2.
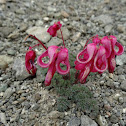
25;48;36;75
47;21;62;37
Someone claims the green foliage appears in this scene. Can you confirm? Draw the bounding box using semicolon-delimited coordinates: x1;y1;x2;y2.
47;68;99;115
57;97;70;112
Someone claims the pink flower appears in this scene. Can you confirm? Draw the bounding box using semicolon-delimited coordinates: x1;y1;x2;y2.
75;42;108;83
47;21;62;37
75;35;124;83
107;35;124;73
25;47;37;75
37;45;70;86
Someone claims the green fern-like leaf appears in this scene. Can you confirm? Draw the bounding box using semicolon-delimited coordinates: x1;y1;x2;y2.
57;97;70;112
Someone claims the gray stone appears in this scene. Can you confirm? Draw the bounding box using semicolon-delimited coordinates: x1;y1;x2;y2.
95;15;113;24
117;24;125;33
0;0;6;4
57;27;70;40
47;37;62;47
110;115;119;123
48;111;64;119
104;24;113;33
19;24;28;32
0;84;8;92
67;117;81;126
7;49;16;56
97;115;108;126
31;103;40;111
118;97;124;103
120;80;126;91
26;27;51;43
116;54;126;66
0;55;13;70
72;32;81;42
0;113;7;125
3;87;15;99
34;93;41;102
13;58;31;80
8;31;20;39
81;115;98;126
119;75;125;80
0;27;15;37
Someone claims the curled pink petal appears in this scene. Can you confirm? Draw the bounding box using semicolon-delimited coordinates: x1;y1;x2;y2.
78;63;91;84
108;51;116;73
45;63;56;86
76;43;96;64
115;42;124;55
109;35;117;48
37;46;58;68
101;36;111;58
25;49;36;75
94;46;108;73
56;48;70;75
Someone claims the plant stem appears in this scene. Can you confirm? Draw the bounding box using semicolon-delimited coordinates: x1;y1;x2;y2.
60;29;65;48
25;34;47;50
83;35;98;49
30;43;40;49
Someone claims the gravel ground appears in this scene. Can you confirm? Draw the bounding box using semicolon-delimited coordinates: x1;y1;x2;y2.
0;0;126;126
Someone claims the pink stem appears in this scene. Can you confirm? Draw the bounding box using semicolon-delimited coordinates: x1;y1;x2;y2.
60;29;65;48
83;35;98;49
25;34;47;50
30;43;40;49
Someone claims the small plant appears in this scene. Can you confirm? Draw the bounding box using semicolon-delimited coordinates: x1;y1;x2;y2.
24;21;124;115
48;67;99;116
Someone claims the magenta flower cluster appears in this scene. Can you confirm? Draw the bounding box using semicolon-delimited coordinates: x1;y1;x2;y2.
25;21;124;86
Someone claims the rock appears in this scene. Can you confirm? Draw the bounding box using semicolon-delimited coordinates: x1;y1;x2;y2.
48;7;57;12
43;17;49;22
47;37;62;47
13;58;31;80
35;20;44;26
97;115;108;126
116;54;126;65
61;11;69;18
0;55;13;70
104;0;110;4
36;68;45;83
104;24;113;33
110;115;119;123
118;75;125;80
31;103;40;111
3;87;15;99
72;32;81;42
57;27;70;40
0;83;8;92
118;97;124;103
15;9;25;14
34;93;41;102
81;115;98;126
48;111;64;119
0;0;6;4
26;27;51;43
0;113;7;125
19;24;28;32
95;15;113;24
8;31;20;39
0;27;15;37
67;117;81;126
120;80;126;91
7;48;16;56
117;24;125;33
0;60;8;70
